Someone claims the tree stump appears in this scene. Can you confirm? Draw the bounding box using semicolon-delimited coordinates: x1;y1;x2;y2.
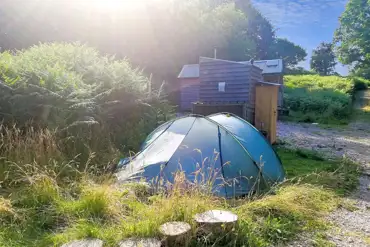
61;239;103;247
118;238;161;247
159;221;192;247
194;210;238;235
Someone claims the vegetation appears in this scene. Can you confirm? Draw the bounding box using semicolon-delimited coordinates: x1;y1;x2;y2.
0;0;307;87
0;0;367;246
285;67;317;75
310;42;337;76
353;77;370;91
277;148;359;196
269;38;307;68
0;43;173;169
0;121;359;246
335;0;370;79
283;75;354;124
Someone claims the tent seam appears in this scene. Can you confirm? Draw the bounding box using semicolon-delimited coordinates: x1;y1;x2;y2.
201;116;263;174
217;126;228;197
207;112;285;179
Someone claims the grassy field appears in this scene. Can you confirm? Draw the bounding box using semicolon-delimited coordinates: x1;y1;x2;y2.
283;75;370;124
0;43;362;247
0;125;360;247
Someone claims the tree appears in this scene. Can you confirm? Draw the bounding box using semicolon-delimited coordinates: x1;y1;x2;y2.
234;0;275;59
334;0;370;77
285;67;316;75
310;42;337;75
268;38;307;68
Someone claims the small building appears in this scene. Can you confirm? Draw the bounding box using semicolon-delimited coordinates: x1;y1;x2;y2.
177;58;284;111
178;64;200;111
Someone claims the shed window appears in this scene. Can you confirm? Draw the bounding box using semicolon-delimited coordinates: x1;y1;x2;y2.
218;82;226;92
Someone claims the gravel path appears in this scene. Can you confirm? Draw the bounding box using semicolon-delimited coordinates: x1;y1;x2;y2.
278;121;370;247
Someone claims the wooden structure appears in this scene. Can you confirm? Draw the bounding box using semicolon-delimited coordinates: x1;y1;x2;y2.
255;82;280;143
178;64;200;111
192;57;263;123
194;210;238;235
61;239;103;247
177;58;284;112
159;221;192;247
253;60;284;107
192;103;247;120
119;238;161;247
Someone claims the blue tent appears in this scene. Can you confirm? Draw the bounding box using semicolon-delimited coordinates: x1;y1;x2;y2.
116;113;284;197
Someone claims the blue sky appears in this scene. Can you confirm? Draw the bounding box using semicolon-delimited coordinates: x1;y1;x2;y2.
252;0;348;75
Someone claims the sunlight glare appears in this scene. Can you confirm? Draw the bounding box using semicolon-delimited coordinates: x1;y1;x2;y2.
91;0;149;11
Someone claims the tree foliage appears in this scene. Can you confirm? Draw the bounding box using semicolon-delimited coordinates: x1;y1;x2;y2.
0;43;173;158
0;0;307;83
334;0;370;77
310;42;337;76
269;38;307;68
235;0;276;60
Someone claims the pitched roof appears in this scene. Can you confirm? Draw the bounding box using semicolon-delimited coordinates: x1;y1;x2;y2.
178;59;283;78
246;59;284;74
178;64;200;78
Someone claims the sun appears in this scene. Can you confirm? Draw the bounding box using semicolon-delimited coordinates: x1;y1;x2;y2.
91;0;123;10
91;0;146;11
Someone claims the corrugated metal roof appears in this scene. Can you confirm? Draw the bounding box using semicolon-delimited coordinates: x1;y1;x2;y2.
178;59;283;78
178;64;199;78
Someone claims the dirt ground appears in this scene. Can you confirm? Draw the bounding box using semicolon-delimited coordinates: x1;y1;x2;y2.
278;120;370;247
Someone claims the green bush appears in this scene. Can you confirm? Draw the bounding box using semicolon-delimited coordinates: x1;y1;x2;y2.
352;77;370;91
283;75;354;124
0;42;173;167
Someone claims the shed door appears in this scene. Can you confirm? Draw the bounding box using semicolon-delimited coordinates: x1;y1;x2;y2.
255;85;278;144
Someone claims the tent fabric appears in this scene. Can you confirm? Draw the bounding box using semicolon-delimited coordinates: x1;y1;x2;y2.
116;113;284;197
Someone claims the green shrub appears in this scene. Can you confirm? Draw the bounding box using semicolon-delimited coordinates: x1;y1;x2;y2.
283;75;354;123
0;43;173;167
352;77;370;91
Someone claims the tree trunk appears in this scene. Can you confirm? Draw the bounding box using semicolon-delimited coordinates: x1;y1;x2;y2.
118;238;161;247
159;221;192;247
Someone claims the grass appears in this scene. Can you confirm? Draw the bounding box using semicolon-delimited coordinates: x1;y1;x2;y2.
283;75;355;124
277;148;360;196
0;131;360;247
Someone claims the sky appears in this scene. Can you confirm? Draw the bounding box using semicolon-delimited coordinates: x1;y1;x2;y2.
252;0;349;75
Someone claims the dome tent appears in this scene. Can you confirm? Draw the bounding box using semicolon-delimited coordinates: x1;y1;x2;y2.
116;113;284;197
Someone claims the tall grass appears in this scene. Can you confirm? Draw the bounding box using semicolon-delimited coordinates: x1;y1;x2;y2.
284;75;354;124
0;125;360;247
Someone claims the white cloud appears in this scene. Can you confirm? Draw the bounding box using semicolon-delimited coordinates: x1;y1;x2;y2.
251;0;349;75
252;0;346;28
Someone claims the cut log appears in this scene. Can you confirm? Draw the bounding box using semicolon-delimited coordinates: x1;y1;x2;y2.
118;238;161;247
61;239;103;247
194;210;238;234
159;221;192;247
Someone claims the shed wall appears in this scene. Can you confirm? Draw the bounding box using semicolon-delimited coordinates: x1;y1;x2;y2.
179;78;200;111
199;58;262;104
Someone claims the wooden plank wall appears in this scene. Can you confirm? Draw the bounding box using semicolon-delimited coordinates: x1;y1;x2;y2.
199;58;252;103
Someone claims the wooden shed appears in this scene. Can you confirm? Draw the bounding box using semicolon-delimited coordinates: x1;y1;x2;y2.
196;57;263;122
177;58;284;112
252;60;284;107
177;64;200;111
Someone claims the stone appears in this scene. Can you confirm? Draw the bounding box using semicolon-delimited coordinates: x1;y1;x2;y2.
159;221;192;247
61;239;103;247
118;238;161;247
